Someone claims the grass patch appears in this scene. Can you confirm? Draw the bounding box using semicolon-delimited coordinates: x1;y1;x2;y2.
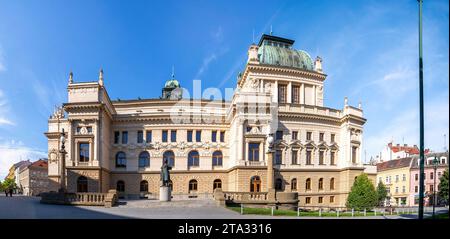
227;206;418;217
426;213;449;219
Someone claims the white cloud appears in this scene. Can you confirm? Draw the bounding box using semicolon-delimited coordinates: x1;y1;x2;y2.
0;89;15;126
0;140;47;179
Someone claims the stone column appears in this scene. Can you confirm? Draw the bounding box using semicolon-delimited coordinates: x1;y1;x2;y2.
300;84;305;104
237;120;244;162
267;150;274;190
313;85;316;106
287;82;292;103
274;81;278;102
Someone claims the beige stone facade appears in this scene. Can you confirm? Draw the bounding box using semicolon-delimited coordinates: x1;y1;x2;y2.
45;34;370;206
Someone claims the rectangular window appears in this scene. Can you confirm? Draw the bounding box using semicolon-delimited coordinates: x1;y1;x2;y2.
248;143;260;161
137;130;143;144
415;174;418;181
306;131;312;141
438;172;442;177
87;127;92;133
319;133;324;142
275;150;282;165
276;130;283;140
330;151;335;165
220;131;225;142
292;131;298;140
385;176;389;183
318;197;323;204
292;85;300;104
305;197;311;204
402;186;406;193
430;172;434;180
162;130;168;142
278;84;287;103
292;150;298;165
331;134;335;143
79;143;90;162
415;186;418;193
171;130;177;142
319;151;324;165
330;196;335;203
196;130;201;142
114;131;120;144
122;131;128;144
76;127;81;133
386;187;390;193
396;175;399;182
146;130;152;143
187;130;193;142
306;150;312;165
402;174;406;181
211;130;217;142
430;185;434;192
395;187;398;193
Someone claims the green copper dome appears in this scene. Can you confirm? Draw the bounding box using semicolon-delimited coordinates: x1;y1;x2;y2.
258;44;314;71
164;78;180;88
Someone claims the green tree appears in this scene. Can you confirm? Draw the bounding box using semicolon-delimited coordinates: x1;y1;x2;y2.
346;173;378;210
0;180;3;191
2;178;17;191
376;181;388;206
438;168;448;204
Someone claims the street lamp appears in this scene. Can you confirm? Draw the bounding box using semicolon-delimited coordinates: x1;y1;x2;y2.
59;128;67;193
432;156;439;218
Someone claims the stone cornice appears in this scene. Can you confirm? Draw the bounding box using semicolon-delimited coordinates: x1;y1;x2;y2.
239;63;327;88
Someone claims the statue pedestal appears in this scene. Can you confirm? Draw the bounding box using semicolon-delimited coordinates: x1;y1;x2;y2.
159;186;171;202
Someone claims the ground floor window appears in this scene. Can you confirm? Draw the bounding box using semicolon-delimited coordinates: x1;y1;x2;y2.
275;178;283;191
213;179;222;190
330;196;335;203
117;180;125;192
250;176;261;192
318;196;323;204
77;176;88;192
189;179;198;192
305;197;311;204
140;180;148;192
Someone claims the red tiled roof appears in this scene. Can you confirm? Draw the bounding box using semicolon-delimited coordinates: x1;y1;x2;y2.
30;159;48;168
388;143;430;155
376;157;413;172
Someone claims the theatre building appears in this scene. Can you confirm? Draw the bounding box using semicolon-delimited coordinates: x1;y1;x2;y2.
45;34;372;206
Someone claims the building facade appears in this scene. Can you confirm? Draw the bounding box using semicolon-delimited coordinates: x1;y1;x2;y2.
18;159;49;196
410;152;448;206
45;34;371;206
376;158;413;206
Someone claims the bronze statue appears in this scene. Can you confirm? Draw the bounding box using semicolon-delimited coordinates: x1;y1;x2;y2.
160;158;172;187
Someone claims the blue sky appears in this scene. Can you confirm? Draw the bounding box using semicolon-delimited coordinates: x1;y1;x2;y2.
0;0;448;178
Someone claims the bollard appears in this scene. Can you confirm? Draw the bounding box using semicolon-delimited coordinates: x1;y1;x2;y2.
364;208;366;216
240;204;243;215
297;207;300;217
271;206;274;216
352;208;354;217
319;208;322;217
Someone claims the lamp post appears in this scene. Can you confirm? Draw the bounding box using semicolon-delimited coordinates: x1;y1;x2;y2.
432;156;439;218
59;128;67;193
417;0;425;220
266;133;274;190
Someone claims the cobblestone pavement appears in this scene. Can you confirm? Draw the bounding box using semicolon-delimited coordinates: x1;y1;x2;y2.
0;195;447;219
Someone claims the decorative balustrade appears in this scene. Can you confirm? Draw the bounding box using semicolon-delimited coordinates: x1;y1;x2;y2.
222;191;268;203
40;190;117;207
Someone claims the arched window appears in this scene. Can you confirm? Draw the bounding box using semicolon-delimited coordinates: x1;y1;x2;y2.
77;176;88;192
330;178;335;190
140;180;148;192
250;176;261;192
116;180;125;192
188;150;200;167
163;150;175;167
306;178;311;190
213;179;222;190
318;178;324;190
291;178;297;191
189;179;198;192
115;152;127;168
275;178;283;191
138;151;150;168
212;151;223;166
